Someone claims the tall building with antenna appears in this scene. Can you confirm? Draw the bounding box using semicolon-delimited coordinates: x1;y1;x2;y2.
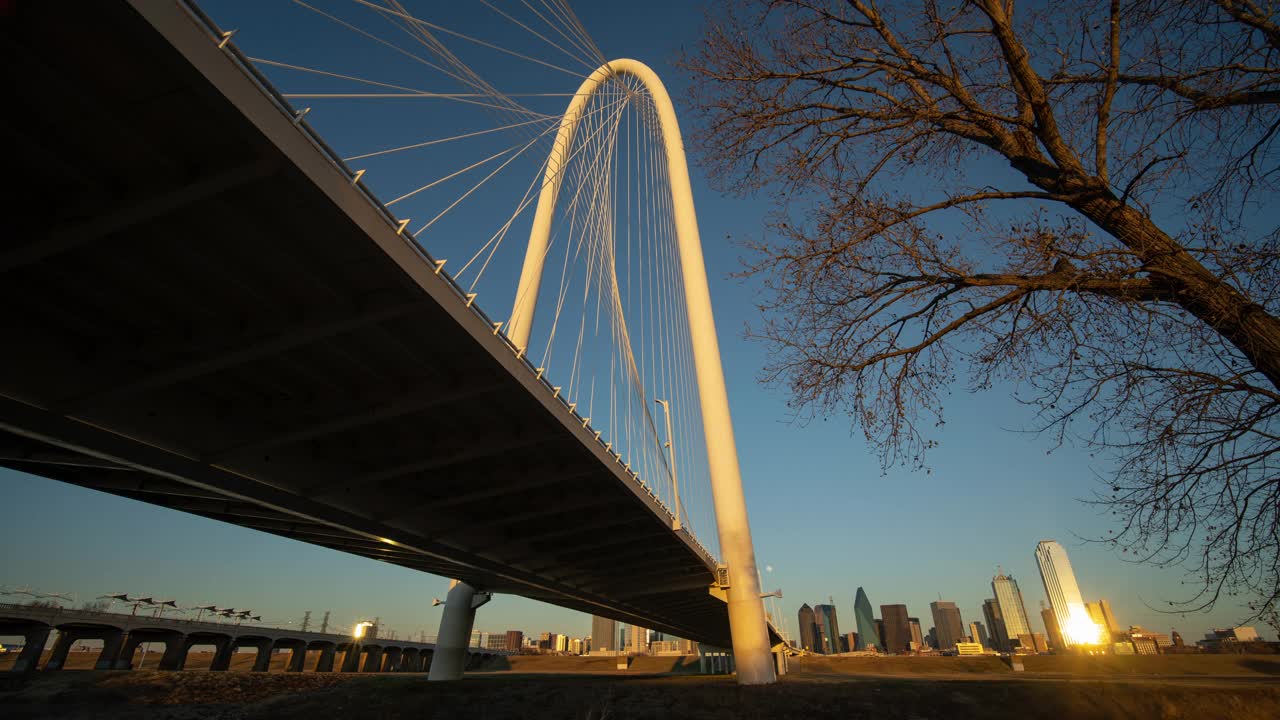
991;569;1033;643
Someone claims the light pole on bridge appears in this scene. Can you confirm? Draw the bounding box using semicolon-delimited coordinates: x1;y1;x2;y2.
654;398;682;531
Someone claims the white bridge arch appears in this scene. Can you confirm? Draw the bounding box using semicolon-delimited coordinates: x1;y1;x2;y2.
507;59;775;685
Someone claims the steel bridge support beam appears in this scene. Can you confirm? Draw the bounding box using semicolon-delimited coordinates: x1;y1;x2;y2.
507;57;776;685
427;579;490;681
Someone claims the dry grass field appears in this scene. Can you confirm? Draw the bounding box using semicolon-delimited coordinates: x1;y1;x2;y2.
2;654;1277;719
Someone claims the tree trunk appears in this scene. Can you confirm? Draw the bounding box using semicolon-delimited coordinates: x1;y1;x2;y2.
1074;188;1280;390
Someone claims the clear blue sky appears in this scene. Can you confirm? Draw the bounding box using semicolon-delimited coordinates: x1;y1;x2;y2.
1;0;1268;645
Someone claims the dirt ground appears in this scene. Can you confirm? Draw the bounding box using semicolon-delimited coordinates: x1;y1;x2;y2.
2;654;1277;719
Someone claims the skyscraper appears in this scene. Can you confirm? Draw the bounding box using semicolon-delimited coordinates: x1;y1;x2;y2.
908;618;924;650
1098;599;1122;636
929;600;964;650
969;621;989;649
1036;540;1101;647
1085;602;1112;643
879;604;911;654
814;604;841;655
629;624;649;654
992;571;1033;643
591;616;617;653
982;598;1010;651
1041;604;1063;651
853;587;879;650
797;604;819;652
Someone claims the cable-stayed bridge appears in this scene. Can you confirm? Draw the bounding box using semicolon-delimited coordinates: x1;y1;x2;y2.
0;0;780;683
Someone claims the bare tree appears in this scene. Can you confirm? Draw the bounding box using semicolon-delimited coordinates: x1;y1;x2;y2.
685;0;1280;622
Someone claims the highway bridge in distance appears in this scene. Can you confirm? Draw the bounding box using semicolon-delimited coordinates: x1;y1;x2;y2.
0;0;786;680
0;602;497;674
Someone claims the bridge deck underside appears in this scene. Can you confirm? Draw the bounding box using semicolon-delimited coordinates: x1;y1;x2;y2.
0;0;732;647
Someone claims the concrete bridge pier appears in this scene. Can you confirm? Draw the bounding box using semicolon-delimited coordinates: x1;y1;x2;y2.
45;627;125;671
402;648;422;672
209;639;236;671
359;645;383;672
428;580;490;681
94;629;126;670
339;642;362;672
180;634;232;672
4;625;49;673
276;640;307;672
380;646;402;672
115;634;144;670
313;642;336;672
44;630;74;671
245;639;274;672
157;633;188;671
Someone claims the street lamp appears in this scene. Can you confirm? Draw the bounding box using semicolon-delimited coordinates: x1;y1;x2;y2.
191;605;218;623
653;399;681;531
98;593;131;614
151;600;178;618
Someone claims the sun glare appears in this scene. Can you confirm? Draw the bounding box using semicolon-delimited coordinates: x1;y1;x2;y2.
1063;610;1103;646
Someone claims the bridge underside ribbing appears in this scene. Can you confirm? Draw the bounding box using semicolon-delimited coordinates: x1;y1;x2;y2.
0;0;732;646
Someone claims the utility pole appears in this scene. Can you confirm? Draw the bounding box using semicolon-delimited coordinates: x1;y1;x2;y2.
320;611;330;634
301;610;311;633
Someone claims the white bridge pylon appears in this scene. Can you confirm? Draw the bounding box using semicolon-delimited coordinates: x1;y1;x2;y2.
507;59;776;685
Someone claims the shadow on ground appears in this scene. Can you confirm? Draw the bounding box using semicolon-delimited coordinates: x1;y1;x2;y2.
1239;658;1280;676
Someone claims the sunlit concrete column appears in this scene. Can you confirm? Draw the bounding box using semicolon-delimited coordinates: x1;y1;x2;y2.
428;580;490;681
43;629;78;670
380;646;402;672
339;643;361;672
9;627;50;673
314;643;336;673
157;633;187;671
360;646;383;673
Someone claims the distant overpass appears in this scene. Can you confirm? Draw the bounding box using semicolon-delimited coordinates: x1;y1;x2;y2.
0;603;494;674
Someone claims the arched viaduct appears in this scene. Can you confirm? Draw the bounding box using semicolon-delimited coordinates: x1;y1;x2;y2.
1;603;503;674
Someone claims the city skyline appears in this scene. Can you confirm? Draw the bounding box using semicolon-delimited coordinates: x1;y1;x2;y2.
782;538;1276;655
